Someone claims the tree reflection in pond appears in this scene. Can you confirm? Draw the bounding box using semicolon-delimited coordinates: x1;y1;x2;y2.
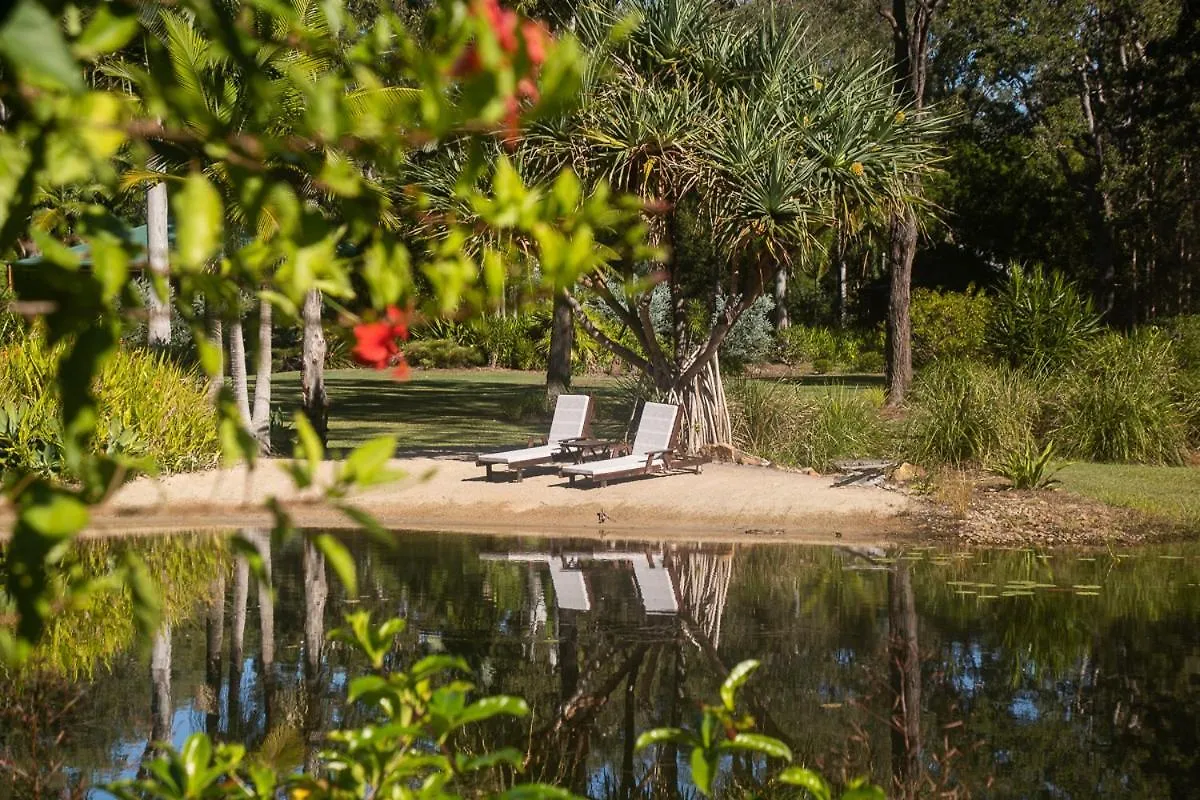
2;532;1200;798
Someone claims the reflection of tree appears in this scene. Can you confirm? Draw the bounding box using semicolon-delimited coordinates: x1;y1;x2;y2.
205;575;225;739
245;529;276;735
302;537;327;775
887;563;923;798
138;624;173;777
228;553;249;741
668;548;733;648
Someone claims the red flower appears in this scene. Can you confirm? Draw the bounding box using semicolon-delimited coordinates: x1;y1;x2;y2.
452;44;482;77
521;21;547;65
478;0;518;52
352;306;411;374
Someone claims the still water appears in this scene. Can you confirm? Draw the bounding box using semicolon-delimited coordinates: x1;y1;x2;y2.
3;531;1200;798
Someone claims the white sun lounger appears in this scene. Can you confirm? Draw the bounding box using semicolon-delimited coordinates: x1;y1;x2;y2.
476;394;594;481
559;401;706;488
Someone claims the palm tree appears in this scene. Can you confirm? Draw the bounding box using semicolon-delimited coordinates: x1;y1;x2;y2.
516;0;939;451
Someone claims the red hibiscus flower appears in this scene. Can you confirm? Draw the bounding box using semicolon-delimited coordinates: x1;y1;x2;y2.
352;306;411;378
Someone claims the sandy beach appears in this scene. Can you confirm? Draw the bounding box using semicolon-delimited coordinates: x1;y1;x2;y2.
37;456;917;544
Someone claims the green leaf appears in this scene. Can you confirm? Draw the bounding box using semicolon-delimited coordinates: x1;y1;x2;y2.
690;748;714;797
314;533;357;596
74;6;140;59
292;411;324;486
339;435;397;487
21;492;88;537
336;504;396;549
841;785;886;800
720;659;760;710
456;695;530;727
720;733;792;760
458;747;523;772
778;767;831;800
635;727;690;750
0;0;85;91
174;173;223;270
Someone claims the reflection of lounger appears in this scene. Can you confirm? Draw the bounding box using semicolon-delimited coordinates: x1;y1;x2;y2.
571;551;679;614
475;394;594;482
559;402;707;488
481;552;591;611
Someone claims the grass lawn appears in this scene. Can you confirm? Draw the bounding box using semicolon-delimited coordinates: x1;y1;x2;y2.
268;368;637;456
1058;462;1200;526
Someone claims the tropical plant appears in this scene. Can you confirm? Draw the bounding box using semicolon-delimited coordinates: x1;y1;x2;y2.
990;439;1063;490
986;264;1101;373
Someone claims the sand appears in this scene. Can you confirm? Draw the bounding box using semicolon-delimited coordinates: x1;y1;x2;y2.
43;456;915;544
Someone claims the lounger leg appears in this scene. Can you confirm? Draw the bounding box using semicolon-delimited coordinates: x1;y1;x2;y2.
486;464;493;480
515;468;523;483
569;474;575;486
599;479;608;488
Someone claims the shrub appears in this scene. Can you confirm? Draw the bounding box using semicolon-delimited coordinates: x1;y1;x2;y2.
0;284;25;346
853;349;886;374
0;334;220;477
986;264;1100;373
1046;331;1188;464
718;293;775;369
905;359;1040;466
1165;315;1200;446
991;439;1063;490
729;380;891;471
775;325;874;372
402;339;485;369
910;286;992;365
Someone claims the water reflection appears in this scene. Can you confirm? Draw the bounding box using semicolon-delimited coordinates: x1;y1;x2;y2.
2;533;1200;798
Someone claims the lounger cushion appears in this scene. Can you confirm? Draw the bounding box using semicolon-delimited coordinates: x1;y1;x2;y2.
631;402;679;454
477;445;559;465
547;394;592;443
561;453;665;477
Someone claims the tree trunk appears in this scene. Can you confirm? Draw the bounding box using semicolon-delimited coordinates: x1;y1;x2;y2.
546;291;574;402
888;563;922;797
229;313;252;426
886;207;917;405
250;295;272;450
146;181;171;348
835;233;849;328
670;350;732;455
301;289;329;445
774;268;789;330
206;311;224;403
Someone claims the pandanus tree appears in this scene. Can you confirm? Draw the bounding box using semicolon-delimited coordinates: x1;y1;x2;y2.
520;0;940;451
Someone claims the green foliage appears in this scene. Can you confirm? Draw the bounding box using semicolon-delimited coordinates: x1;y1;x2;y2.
404;339;487;369
986;265;1101;373
0;285;25;346
1046;331;1188;465
990;439;1063;490
729;380;892;471
1165;315;1200;446
910;286;992;366
0;334;219;478
905;359;1041;466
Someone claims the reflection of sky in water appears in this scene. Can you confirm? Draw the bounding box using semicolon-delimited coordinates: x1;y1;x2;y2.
8;534;1200;799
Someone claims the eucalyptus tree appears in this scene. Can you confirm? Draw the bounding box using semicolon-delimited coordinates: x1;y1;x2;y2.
523;0;938;450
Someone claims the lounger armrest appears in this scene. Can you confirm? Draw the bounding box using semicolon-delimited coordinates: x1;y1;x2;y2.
641;449;673;468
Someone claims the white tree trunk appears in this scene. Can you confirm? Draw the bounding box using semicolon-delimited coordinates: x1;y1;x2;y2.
206;313;224;403
301;289;329;444
774;268;789;330
146;181;171;347
250;295;272;449
228;313;252;426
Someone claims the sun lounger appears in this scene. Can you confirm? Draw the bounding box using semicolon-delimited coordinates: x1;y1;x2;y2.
476;394;594;481
559;401;707;488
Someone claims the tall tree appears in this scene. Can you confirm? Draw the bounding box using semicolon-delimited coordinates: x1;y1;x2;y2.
301;289;329;445
545;291;574;402
880;0;942;405
146;181;172;348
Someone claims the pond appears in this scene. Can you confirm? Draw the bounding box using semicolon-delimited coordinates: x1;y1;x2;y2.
2;531;1200;798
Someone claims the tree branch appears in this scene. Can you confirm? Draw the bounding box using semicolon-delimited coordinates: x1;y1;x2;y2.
563;290;653;375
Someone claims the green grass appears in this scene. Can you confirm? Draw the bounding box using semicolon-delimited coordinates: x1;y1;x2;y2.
268;368;637;456
1058;462;1200;526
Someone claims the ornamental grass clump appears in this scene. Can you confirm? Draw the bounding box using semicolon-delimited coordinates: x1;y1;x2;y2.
905;358;1040;466
729;380;891;472
0;334;219;478
1046;331;1188;465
